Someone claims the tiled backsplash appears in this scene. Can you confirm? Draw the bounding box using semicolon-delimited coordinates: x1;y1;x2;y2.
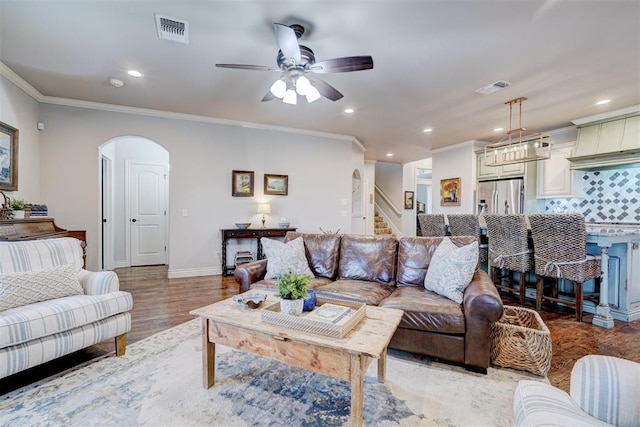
545;165;640;223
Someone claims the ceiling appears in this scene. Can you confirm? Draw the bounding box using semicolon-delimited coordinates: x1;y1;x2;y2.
1;1;639;164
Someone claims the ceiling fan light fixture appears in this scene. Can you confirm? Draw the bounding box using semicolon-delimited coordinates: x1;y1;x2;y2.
295;75;311;96
305;85;321;103
270;79;287;98
283;89;297;105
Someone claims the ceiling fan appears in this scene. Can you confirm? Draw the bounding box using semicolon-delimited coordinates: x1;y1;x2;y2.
216;23;374;104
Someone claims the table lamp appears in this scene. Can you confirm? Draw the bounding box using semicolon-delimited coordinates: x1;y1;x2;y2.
257;203;271;228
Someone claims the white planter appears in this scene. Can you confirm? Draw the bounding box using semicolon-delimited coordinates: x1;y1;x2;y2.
12;210;25;219
280;298;304;316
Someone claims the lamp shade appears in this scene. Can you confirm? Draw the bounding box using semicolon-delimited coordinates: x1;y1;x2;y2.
282;89;297;105
269;79;287;98
257;203;271;214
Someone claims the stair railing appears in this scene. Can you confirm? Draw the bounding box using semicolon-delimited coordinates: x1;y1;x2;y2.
374;185;403;236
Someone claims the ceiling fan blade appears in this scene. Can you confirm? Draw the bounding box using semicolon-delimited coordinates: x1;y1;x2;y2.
261;91;276;102
216;64;279;71
307;76;343;101
309;56;374;73
273;23;301;64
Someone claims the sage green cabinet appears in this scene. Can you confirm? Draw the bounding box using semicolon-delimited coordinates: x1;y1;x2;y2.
476;151;525;181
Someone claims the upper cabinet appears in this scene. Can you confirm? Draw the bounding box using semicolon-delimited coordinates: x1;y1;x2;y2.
537;142;575;198
477;151;526;181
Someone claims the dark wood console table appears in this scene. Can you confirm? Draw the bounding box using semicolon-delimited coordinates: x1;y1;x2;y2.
221;227;296;276
0;217;87;267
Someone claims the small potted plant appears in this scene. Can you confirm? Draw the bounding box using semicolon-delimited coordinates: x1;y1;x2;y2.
10;198;27;219
275;269;312;316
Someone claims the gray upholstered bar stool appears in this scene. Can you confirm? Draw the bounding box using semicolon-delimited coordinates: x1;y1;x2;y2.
528;214;601;322
417;214;447;237
447;214;488;264
484;214;535;305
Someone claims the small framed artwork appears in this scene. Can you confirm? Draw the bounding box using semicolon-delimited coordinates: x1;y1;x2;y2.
264;174;288;196
232;170;254;197
404;191;414;210
440;177;461;206
0;121;19;191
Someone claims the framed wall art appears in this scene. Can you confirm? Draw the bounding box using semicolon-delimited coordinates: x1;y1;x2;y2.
264;174;288;196
232;170;254;197
440;177;461;206
0;121;19;191
404;191;414;210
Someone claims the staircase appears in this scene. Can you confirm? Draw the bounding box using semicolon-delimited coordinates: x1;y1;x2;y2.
374;212;393;235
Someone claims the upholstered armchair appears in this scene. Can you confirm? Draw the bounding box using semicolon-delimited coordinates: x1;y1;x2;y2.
513;355;640;426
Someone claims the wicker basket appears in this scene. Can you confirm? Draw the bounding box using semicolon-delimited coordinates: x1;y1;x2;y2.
490;305;552;376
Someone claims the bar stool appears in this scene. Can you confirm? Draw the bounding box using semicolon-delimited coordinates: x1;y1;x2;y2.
528;214;601;322
447;214;488;264
484;214;535;305
417;214;447;237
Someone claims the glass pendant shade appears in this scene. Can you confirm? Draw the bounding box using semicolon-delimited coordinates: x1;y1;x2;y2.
305;85;321;103
295;76;311;95
269;79;287;98
283;89;297;105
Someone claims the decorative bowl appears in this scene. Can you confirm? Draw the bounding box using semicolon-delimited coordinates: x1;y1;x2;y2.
233;292;267;310
278;222;290;228
235;223;251;229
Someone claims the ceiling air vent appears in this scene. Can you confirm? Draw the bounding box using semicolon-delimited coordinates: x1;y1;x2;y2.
475;80;513;95
155;14;189;44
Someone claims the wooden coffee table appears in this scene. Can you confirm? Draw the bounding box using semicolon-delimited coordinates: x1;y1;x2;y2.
190;292;403;427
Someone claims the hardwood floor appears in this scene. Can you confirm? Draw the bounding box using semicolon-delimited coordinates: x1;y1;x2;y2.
2;265;639;396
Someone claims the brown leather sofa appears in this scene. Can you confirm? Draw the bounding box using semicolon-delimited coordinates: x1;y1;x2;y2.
234;232;504;373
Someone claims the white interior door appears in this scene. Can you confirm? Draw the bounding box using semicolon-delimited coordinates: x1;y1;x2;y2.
128;162;167;266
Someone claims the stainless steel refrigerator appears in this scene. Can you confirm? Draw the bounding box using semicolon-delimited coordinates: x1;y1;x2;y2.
477;178;525;215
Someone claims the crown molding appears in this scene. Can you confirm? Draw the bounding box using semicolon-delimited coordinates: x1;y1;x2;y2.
572;105;640;126
0;61;360;145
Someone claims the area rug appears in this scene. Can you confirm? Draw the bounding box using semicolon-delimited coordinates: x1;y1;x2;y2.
0;319;546;426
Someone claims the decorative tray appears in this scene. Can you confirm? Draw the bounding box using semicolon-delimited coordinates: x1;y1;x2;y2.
261;296;366;339
232;292;267;310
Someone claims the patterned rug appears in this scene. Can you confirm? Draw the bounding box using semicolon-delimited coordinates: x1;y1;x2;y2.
0;319;546;426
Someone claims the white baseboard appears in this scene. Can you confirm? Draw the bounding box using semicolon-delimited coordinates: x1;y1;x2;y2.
114;260;128;269
167;267;221;278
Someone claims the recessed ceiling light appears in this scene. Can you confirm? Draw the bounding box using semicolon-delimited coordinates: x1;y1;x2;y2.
493;127;504;132
423;128;433;133
344;108;354;114
386;153;393;157
596;99;611;105
127;70;143;78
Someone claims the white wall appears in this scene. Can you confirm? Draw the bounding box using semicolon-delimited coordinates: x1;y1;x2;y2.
35;104;361;274
431;141;477;215
0;75;41;203
363;160;376;234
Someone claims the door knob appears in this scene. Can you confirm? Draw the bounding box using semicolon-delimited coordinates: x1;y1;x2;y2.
131;218;137;223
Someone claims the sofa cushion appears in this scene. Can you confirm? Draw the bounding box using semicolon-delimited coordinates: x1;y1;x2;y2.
338;235;398;285
315;279;395;306
285;232;341;279
396;236;478;287
424;237;478;304
261;237;313;280
380;286;466;334
0;237;84;274
249;276;333;293
0;265;84;312
0;291;133;349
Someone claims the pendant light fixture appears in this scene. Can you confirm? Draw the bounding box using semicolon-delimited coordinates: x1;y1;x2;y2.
484;97;552;166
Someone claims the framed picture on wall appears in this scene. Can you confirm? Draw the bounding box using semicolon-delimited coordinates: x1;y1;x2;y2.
440;177;461;206
0;121;19;191
264;174;288;196
404;191;414;210
232;170;254;197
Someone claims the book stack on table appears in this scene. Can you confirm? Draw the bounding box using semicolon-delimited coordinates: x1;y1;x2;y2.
234;250;254;266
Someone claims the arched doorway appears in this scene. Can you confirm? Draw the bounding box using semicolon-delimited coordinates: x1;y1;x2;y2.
99;136;170;270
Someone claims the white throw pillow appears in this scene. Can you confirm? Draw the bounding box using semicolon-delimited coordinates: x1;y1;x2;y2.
424;237;478;304
262;237;313;280
0;264;84;311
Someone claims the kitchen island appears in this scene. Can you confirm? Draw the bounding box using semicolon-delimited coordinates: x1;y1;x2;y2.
585;224;640;326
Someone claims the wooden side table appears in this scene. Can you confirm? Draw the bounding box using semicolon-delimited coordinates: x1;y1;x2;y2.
220;227;296;276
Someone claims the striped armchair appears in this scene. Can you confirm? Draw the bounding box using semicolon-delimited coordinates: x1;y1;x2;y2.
514;355;640;426
0;237;133;379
